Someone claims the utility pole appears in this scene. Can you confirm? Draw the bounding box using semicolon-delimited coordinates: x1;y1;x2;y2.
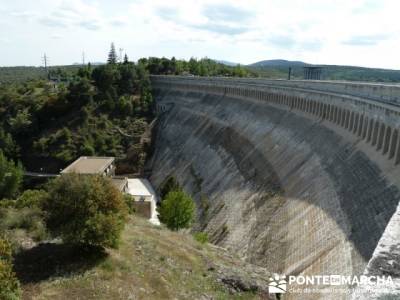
42;53;49;79
288;67;292;80
82;51;85;65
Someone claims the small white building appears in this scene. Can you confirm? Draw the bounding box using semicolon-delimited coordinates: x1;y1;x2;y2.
61;156;115;176
60;156;129;192
127;178;160;225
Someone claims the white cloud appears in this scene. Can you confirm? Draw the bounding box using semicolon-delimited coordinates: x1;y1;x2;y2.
0;0;399;68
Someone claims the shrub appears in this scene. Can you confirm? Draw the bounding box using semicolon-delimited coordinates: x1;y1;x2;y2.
43;174;127;248
0;237;21;300
158;190;195;231
14;189;48;209
0;207;47;242
193;232;208;244
123;194;136;214
0;238;12;261
0;200;17;209
0;151;23;199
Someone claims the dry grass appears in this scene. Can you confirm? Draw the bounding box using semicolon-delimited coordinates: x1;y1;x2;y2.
19;217;262;300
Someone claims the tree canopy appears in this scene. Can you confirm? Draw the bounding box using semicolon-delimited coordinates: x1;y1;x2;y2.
139;57;258;77
0;151;23;200
159;190;195;231
43;174;127;248
0;237;21;300
0;50;153;174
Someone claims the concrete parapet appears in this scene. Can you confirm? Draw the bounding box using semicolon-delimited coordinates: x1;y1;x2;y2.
151;76;400;165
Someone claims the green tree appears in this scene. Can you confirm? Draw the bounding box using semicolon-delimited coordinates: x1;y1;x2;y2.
158;190;195;231
0;129;19;159
116;95;133;116
0;237;21;300
123;54;129;64
43;174;127;248
117;63;136;95
8;109;32;135
15;189;48;209
67;78;94;107
77;66;92;78
92;65;120;94
0;151;23;200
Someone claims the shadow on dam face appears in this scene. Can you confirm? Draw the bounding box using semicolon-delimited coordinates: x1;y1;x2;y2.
149;89;400;277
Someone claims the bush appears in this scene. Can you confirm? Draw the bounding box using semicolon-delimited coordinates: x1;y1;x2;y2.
193;232;208;244
0;151;23;199
123;194;136;214
158;190;195;231
0;207;47;242
0;237;21;300
0;200;17;209
43;174;127;248
14;189;48;209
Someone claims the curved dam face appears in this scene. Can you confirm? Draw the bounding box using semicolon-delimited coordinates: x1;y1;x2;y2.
148;76;400;297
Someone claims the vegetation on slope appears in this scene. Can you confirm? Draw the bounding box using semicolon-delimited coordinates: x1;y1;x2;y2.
0;45;279;300
0;57;257;85
0;65;83;84
0;237;21;300
0;173;130;300
0;173;272;300
139;57;258;77
43;174;127;249
159;190;195;231
0;52;152;175
18;217;270;300
0;151;23;199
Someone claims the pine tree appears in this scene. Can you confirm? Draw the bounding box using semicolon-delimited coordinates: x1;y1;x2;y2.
107;43;117;64
123;54;129;64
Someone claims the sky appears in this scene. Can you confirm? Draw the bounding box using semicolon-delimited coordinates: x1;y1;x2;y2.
0;0;399;69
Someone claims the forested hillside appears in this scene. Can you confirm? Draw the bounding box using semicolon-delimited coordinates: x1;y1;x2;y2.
0;57;257;85
139;57;257;77
248;60;400;82
0;48;274;299
0;55;153;175
0;65;84;84
0;55;262;175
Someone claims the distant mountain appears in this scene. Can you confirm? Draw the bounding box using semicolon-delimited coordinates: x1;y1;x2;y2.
249;59;309;68
214;59;239;66
247;59;400;82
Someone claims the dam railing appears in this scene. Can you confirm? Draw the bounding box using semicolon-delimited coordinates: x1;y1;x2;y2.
151;75;400;165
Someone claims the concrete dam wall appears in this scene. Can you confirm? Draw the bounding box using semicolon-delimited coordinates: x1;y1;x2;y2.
148;76;400;298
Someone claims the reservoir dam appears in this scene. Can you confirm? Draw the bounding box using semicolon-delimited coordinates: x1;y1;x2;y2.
149;75;400;299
